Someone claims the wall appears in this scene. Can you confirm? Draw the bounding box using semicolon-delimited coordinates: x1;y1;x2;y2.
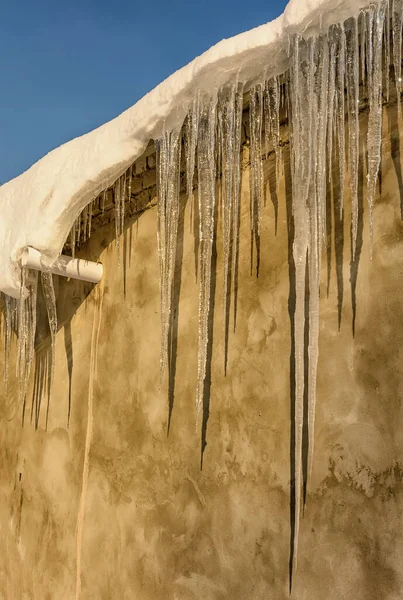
0;98;403;600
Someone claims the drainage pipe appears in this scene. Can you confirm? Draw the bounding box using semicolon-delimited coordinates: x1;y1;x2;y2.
21;247;103;284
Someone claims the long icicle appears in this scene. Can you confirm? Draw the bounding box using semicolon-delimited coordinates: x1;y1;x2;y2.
156;130;182;383
41;270;57;405
393;0;403;118
328;26;337;183
4;294;12;394
249;84;264;238
265;75;283;195
232;82;244;333
367;1;387;256
345;18;360;258
114;178;121;265
196;95;217;424
307;35;328;485
219;84;237;372
186;93;200;225
336;24;346;218
290;33;310;579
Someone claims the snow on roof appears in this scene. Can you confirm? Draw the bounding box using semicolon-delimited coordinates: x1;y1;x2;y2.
0;0;367;298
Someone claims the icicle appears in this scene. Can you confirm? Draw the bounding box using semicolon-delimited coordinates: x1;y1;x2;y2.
41;271;57;393
185;93;200;223
219;86;236;359
385;0;391;102
290;33;310;577
265;76;282;194
335;24;346;218
127;165;133;203
82;205;88;243
120;173;126;235
345;18;360;258
4;294;12;392
328;27;337;182
88;201;93;239
367;2;387;256
22;271;38;404
232;82;244;300
196;95;217;423
76;215;81;247
101;190;106;214
249;84;263;237
70;222;76;259
360;10;367;86
367;9;375;94
114;178;121;264
17;267;27;400
156;130;182;382
393;0;403;117
316;35;329;249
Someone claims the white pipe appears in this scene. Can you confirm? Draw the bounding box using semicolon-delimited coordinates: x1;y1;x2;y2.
21;247;103;284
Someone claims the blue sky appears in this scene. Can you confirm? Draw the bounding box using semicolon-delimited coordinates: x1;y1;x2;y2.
0;0;287;183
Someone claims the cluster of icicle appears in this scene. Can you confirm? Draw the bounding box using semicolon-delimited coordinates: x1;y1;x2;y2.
0;162;135;422
1;0;402;582
154;0;400;577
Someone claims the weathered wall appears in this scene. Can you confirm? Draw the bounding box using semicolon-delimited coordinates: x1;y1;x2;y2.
1;99;403;600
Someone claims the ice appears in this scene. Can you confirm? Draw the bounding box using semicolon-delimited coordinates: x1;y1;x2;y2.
120;173;126;238
345;18;360;258
4;294;12;393
367;1;387;255
385;0;391;102
156;130;182;382
249;84;264;237
231;83;244;332
290;33;311;575
336;24;346;218
185;95;200;224
40;270;57;393
360;11;367;85
316;35;329;249
393;0;403;118
127;166;133;206
265;75;282;194
218;85;237;367
327;27;337;182
114;178;122;265
196;96;217;422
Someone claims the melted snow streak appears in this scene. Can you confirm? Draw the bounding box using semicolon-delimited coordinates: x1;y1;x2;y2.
156;130;182;382
196;96;217;423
